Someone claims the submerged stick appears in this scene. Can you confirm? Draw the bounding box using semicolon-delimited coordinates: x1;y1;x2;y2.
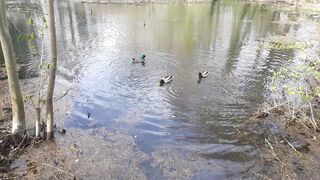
282;136;302;157
263;100;292;113
265;138;282;164
308;101;318;130
40;162;76;178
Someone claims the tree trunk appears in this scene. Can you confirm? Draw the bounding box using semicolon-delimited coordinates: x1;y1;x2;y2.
0;1;26;134
0;42;4;62
35;107;41;138
46;0;57;140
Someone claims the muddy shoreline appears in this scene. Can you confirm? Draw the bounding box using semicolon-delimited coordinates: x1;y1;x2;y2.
0;88;30;179
244;102;320;179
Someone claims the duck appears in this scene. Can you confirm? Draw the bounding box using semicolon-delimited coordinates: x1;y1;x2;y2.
160;75;173;86
198;71;209;79
132;54;146;64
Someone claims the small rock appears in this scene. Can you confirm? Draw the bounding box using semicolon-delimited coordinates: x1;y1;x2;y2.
53;160;59;166
291;140;310;153
58;128;66;134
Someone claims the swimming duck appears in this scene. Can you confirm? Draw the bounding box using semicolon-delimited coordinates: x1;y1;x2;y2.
160;75;173;86
132;54;146;64
198;71;209;79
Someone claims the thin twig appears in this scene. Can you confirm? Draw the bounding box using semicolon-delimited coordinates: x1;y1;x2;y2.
233;125;262;154
264;100;292;113
308;101;318;130
54;89;70;102
282;136;302;157
265;138;282;163
39;162;76;178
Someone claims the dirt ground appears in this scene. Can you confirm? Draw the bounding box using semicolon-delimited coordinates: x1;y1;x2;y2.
243;102;320;179
0;85;31;179
11;128;148;179
10;127;228;179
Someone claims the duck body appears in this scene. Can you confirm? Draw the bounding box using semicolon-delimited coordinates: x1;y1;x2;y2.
198;71;209;78
160;75;173;86
132;54;146;64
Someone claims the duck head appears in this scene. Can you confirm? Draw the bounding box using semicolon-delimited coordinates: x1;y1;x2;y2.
141;54;146;60
160;79;165;86
198;72;203;79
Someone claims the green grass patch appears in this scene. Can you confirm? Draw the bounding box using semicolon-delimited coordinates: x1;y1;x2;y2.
268;36;307;50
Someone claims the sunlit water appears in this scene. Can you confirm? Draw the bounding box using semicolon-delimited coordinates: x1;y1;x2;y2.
2;0;312;178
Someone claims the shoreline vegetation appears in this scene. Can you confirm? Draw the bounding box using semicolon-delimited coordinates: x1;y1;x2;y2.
241;0;320;179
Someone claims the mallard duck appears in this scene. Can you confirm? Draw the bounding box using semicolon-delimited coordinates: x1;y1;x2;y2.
160;75;173;86
132;54;146;64
198;71;209;78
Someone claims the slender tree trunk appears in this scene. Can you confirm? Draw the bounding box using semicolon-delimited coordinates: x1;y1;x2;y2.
0;1;26;134
35;107;40;138
0;42;4;61
46;0;57;140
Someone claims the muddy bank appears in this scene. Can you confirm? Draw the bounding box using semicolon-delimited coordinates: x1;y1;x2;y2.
11;127;219;179
80;0;212;4
241;1;320;177
11;128;147;179
0;98;31;179
244;103;320;179
0;79;70;179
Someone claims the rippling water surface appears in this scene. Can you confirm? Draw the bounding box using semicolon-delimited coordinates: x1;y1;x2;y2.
2;0;308;178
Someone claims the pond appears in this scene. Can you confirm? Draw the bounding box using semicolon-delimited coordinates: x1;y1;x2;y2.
3;0;307;178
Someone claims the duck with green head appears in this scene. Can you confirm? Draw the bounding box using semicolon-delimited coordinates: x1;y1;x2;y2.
132;54;146;65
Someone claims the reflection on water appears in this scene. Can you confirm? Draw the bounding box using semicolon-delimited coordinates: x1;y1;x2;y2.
4;0;313;178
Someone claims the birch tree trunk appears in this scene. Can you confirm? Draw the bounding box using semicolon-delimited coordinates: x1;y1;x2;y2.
0;1;26;134
35;107;41;138
46;0;57;140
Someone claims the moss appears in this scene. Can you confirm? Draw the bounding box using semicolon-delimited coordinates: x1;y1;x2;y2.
268;36;307;50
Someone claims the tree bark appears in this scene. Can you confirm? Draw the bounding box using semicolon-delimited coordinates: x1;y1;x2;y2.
0;42;4;62
46;0;57;140
35;107;41;138
0;1;26;134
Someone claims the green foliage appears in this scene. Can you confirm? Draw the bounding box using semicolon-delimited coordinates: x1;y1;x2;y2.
268;36;307;51
42;17;48;29
28;17;33;25
17;33;37;42
17;15;48;61
269;59;320;103
262;2;320;18
18;15;49;111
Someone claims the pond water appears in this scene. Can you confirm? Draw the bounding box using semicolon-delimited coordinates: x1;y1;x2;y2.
2;0;307;178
